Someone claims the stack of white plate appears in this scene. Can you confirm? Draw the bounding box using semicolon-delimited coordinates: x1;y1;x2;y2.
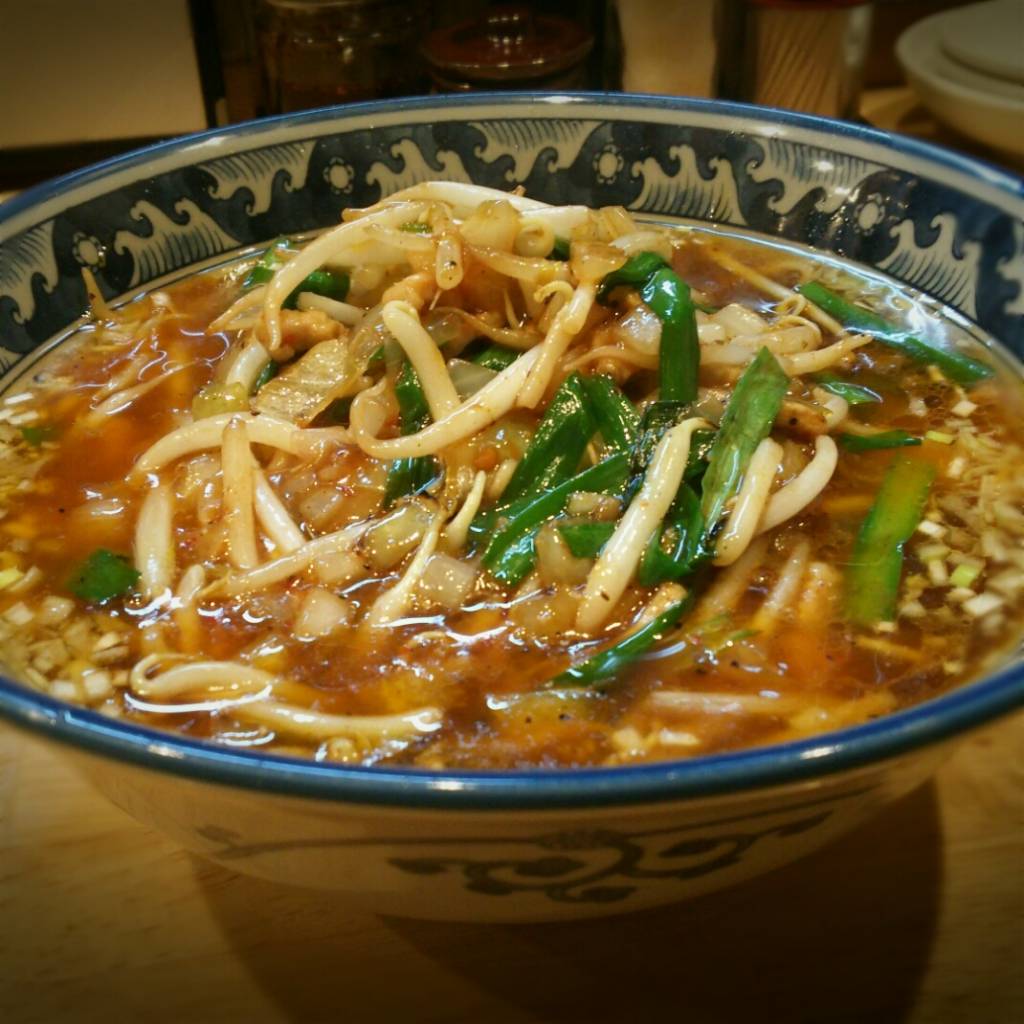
897;0;1024;158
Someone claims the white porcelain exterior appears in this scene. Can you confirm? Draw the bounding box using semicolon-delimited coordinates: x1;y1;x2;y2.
0;94;1021;920
73;742;953;922
897;10;1024;158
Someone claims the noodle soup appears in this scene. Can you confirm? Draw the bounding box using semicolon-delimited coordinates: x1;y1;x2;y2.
0;182;1021;770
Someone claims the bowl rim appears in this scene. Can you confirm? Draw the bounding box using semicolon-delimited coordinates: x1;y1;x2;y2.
2;91;1022;236
1;91;1023;811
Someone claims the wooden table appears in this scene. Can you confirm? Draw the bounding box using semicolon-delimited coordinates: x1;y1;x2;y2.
2;88;1023;1023
1;716;1021;1024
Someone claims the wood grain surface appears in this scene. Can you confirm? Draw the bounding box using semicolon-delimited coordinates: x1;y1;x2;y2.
1;714;1021;1024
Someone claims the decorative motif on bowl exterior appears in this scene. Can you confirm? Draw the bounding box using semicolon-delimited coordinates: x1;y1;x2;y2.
192;788;872;904
2;111;1021;362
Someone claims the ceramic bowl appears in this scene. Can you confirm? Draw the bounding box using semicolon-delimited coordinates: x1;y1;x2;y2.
1;94;1022;922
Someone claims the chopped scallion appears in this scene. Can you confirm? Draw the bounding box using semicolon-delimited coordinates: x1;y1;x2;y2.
700;347;789;546
812;371;881;405
68;549;140;603
798;280;993;386
557;521;616;559
838;430;921;452
845;455;935;625
552;590;698;688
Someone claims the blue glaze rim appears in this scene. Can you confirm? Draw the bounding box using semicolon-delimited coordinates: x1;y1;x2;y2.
3;92;1022;230
0;92;1022;810
2;655;1021;809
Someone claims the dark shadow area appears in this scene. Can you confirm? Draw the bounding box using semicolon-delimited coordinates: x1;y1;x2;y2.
194;782;945;1024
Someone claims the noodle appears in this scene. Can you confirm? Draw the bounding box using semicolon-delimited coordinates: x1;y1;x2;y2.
233;700;444;743
442;470;487;552
758;435;838;534
263;202;423;351
220;418;259;570
367;509;445;626
211;520;370;596
253;466;306;554
224;335;271;391
382;301;460;419
713;438;783;566
518;283;597;408
577;419;709;631
130;655;276;700
173;564;206;652
135;482;175;601
709;247;843;335
295;292;365;327
349;346;542;459
132;413;347;477
778;334;871;374
89;366;186;418
751;539;810;631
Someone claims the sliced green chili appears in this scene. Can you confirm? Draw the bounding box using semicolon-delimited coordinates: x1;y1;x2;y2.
552;590;698;688
383;360;441;508
243;239;294;288
838;430;922;452
483;455;629;586
581;375;640;455
700;347;789;545
638;481;705;587
812;371;882;405
394;359;428;430
597;251;667;302
798;281;993;386
251;360;279;394
287;267;350;308
549;236;571;261
642;266;700;404
598;252;700;404
470;342;519;373
400;221;432;234
845;455;935;625
243;239;350;309
557;521;616;559
498;373;595;505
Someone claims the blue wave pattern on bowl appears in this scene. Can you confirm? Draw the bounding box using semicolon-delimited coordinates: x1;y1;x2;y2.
1;97;1022;370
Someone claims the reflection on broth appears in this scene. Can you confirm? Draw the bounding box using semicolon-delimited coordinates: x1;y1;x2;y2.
0;182;1021;770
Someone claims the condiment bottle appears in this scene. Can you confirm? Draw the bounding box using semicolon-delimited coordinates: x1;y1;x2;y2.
257;0;429;113
717;0;875;119
422;4;595;92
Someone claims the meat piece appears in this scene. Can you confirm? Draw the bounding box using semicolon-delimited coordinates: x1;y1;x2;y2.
256;309;341;355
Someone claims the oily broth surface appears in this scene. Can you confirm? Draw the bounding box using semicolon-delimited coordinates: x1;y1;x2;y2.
0;230;1021;770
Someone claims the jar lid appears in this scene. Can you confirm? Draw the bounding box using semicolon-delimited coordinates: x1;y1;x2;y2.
423;5;593;83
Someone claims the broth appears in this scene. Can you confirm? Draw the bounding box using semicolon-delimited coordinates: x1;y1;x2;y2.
0;185;1021;769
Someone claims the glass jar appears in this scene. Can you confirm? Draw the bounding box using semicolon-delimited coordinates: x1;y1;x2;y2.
422;5;595;92
257;0;429;113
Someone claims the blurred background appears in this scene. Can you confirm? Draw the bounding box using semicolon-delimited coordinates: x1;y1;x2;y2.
0;0;1019;193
